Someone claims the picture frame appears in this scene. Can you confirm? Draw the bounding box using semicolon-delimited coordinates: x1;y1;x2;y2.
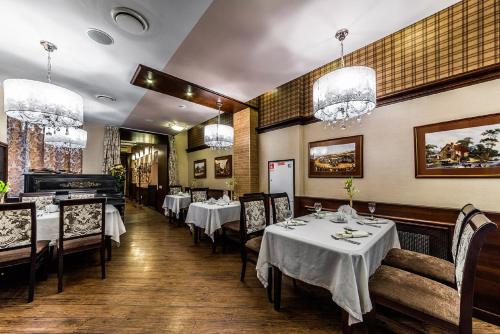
214;155;232;178
308;135;363;178
414;113;500;178
193;159;207;179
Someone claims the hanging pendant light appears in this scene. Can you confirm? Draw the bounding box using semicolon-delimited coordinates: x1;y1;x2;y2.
3;41;83;128
204;99;234;150
44;127;87;149
313;29;376;129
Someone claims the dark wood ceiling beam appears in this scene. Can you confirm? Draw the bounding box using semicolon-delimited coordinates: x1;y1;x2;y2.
130;64;257;113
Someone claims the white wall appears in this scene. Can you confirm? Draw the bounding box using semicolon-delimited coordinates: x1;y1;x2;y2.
259;79;500;212
0;87;7;143
82;122;105;174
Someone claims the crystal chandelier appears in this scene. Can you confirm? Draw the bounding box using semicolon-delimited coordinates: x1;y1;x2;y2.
3;41;83;128
313;29;376;129
204;99;234;150
44;127;87;149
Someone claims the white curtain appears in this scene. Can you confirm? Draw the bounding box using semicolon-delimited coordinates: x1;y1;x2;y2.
102;126;121;173
168;136;179;185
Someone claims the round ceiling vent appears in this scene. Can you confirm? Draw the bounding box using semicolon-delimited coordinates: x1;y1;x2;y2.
111;7;149;35
95;94;116;102
87;28;114;45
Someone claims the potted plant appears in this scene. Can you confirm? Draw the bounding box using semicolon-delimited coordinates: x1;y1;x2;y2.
0;180;10;203
109;164;126;194
344;177;358;208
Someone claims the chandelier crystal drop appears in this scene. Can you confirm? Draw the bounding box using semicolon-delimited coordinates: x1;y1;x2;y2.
3;41;83;128
313;29;376;128
44;127;87;149
204;100;234;150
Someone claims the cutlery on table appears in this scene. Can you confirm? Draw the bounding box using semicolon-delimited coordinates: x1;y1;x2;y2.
331;235;361;245
344;227;372;235
356;221;381;228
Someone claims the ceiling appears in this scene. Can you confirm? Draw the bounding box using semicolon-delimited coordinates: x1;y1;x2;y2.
0;0;459;135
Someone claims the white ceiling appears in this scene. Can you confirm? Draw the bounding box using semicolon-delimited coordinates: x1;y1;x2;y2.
0;0;459;135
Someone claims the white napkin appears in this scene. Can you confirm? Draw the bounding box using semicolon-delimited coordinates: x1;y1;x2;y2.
222;194;230;203
206;197;217;204
335;230;370;238
46;204;59;213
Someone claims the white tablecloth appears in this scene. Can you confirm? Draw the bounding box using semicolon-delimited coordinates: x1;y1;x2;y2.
162;195;191;215
256;213;400;325
185;202;240;240
37;204;127;244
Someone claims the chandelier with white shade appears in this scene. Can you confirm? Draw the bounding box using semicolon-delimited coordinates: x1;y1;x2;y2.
3;41;83;128
44;127;87;149
204;100;234;150
313;29;376;129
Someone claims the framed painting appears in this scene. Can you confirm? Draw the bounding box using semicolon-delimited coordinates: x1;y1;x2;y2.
193;159;207;179
308;135;363;178
414;113;500;178
214;155;232;178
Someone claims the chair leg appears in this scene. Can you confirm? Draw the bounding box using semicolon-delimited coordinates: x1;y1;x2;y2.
58;252;63;293
273;266;282;311
106;237;112;261
28;259;36;302
240;250;247;282
222;229;227;253
212;231;217;254
100;246;106;279
267;266;273;303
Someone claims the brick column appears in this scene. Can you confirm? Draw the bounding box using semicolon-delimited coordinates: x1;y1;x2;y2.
233;108;259;197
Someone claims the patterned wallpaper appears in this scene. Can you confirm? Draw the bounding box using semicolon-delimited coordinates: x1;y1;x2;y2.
257;0;499;127
7;118;82;195
188;112;233;149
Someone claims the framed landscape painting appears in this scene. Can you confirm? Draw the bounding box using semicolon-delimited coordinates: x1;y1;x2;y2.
308;135;363;178
214;155;232;178
193;159;207;179
414;113;500;178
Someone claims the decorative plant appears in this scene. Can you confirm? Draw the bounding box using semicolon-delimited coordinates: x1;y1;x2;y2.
344;177;359;207
109;164;126;192
191;179;199;188
0;180;9;203
225;178;238;200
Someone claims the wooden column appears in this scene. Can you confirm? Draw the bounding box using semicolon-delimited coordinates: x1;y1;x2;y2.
233;108;259;197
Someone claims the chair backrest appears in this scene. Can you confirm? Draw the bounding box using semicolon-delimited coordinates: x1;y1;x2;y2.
455;212;497;332
190;188;208;203
239;194;269;242
20;192;55;212
69;191;96;199
270;193;290;225
169;185;182;195
451;204;479;263
338;204;357;216
59;198;106;241
0;202;36;254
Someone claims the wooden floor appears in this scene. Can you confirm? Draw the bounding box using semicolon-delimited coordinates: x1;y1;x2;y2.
0;202;498;333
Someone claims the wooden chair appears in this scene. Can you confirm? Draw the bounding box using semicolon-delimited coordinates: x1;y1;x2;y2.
69;191;96;199
57;198;106;293
169;185;182;195
0;202;50;302
382;204;479;287
239;194;272;302
369;212;497;334
20;192;55;213
270;192;290;225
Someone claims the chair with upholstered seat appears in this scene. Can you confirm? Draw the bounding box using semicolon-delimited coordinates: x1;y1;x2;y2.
369;212;497;334
270;193;290;225
0;202;50;302
20;192;55;213
239;194;272;301
57;198;106;293
382;204;479;286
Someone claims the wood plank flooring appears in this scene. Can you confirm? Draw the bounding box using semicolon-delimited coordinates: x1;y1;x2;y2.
0;202;498;333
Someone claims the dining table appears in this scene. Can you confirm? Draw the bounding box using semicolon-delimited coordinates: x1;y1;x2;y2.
162;193;191;219
185;200;241;241
256;211;400;332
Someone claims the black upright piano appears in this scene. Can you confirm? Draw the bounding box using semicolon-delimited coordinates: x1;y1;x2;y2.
23;173;125;218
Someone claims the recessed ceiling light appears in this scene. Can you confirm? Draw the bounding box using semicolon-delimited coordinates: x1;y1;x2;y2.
165;121;186;132
111;7;149;35
171;124;185;132
87;28;114;45
178;105;186;109
95;94;116;102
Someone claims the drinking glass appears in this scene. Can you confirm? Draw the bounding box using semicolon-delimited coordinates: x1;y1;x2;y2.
284;209;293;229
314;202;322;217
368;202;376;219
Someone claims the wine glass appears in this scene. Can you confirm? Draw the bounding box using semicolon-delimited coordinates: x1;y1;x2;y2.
284;209;293;229
314;202;322;217
368;202;376;220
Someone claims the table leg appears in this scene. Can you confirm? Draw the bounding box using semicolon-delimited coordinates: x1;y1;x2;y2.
168;209;172;223
341;309;353;334
273;266;282;311
193;226;199;245
212;230;217;254
105;236;112;261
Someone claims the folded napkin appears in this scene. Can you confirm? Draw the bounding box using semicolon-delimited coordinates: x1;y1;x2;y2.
206;198;217;204
335;230;370;238
222;194;230;203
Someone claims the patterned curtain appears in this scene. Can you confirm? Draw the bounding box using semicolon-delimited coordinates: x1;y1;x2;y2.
102;126;120;174
7;117;82;195
168;135;178;186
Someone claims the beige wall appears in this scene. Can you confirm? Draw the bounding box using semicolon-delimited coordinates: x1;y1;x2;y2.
259;79;500;212
82;122;105;174
175;131;233;190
